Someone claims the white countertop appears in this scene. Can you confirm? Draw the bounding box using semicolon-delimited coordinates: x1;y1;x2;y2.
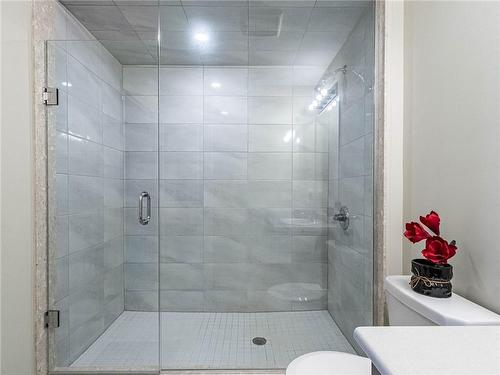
354;326;500;375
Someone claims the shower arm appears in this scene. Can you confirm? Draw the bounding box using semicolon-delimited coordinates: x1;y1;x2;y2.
325;64;370;90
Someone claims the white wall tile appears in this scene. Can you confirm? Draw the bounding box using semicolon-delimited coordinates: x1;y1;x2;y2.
293;96;315;125
248;153;292;180
67;40;102;79
68;175;103;214
68;136;103;177
68;212;104;253
249;125;292;152
100;46;122;91
160;96;203;124
67;55;101;110
102;114;123;150
125;96;158;123
204;125;248;152
160;208;204;236
204;152;247;179
204;96;247;124
101;82;122;120
125;264;158;291
293;180;328;208
56;132;69;174
104;147;124;179
68;95;102;143
248;67;293;96
293;124;316;152
160;180;203;207
160;67;203;95
125;151;158;179
160;152;203;179
248;96;292;124
293;153;328;180
123;66;158;95
160;236;203;263
204;67;248;96
160;124;203;151
125;123;158;151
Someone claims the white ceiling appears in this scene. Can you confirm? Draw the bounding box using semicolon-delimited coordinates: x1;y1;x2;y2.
60;0;370;67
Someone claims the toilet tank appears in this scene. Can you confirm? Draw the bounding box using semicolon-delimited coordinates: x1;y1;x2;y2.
385;276;500;326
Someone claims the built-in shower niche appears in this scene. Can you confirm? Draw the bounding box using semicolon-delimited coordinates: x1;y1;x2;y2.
46;0;376;371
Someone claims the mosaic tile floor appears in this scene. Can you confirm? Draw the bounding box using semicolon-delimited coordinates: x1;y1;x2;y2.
72;310;354;369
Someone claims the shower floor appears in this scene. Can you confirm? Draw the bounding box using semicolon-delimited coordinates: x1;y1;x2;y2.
72;310;354;369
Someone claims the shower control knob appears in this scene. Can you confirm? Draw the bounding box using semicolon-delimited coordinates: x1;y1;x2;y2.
332;206;350;231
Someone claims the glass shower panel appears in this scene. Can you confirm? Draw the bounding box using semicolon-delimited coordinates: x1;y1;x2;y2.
158;1;337;370
325;3;375;350
45;38;160;372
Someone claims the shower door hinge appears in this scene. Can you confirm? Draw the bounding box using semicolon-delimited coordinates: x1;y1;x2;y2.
44;310;60;328
42;87;59;106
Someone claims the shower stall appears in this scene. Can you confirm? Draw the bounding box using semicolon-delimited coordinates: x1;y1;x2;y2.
45;0;376;372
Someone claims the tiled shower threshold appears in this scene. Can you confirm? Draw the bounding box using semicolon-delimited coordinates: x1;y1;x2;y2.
68;311;353;371
54;370;284;375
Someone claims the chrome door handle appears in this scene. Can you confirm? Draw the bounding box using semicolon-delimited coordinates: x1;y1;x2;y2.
139;191;151;225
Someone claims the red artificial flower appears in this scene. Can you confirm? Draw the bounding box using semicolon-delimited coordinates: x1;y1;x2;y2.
420;211;441;235
404;222;430;243
421;236;457;264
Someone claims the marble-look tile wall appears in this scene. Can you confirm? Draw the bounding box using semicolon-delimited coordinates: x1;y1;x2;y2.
326;5;375;350
50;5;124;366
123;65;329;312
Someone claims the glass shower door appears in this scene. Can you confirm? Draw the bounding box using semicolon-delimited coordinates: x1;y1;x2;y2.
45;36;161;372
44;0;376;372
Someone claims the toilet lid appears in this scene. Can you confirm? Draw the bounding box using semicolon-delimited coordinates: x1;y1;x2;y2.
286;351;371;375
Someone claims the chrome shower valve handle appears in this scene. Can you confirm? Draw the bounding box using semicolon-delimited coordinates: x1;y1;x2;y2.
332;206;350;231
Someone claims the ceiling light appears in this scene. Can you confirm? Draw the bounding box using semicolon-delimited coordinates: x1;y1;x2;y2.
220;111;229;116
211;82;221;89
313;82;339;114
194;32;209;42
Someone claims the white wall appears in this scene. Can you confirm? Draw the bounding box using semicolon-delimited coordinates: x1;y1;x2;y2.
384;0;404;277
0;0;35;374
403;1;500;314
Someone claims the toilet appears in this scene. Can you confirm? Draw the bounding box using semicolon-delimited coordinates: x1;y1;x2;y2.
286;275;500;375
286;351;370;375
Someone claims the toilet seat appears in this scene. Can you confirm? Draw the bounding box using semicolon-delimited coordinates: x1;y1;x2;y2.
286;351;371;375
